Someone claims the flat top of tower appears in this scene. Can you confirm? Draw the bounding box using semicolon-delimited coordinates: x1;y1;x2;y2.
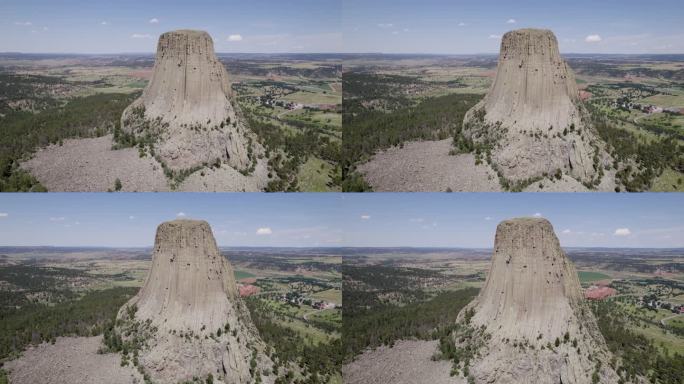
160;29;212;39
498;217;552;227
501;28;558;44
158;218;211;228
505;28;554;36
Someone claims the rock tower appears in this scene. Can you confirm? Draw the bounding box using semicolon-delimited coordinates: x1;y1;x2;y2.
115;219;273;384
121;30;260;173
451;218;619;383
461;29;607;186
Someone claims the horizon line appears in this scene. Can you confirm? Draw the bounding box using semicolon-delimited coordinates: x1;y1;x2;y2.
1;245;682;250
3;51;684;56
0;51;346;56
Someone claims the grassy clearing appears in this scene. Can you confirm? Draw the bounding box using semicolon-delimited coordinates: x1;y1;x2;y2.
283;109;341;131
578;271;611;283
640;94;684;108
234;270;256;280
310;112;342;128
666;315;684;331
309;308;342;325
311;289;342;304
614;302;684;355
276;316;332;346
283;91;340;105
629;322;684;355
328;372;343;384
651;168;684;192
297;156;337;192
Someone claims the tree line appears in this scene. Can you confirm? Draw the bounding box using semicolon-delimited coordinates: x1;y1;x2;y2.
0;92;139;191
0;287;137;360
342;92;482;191
342;265;478;362
591;300;683;384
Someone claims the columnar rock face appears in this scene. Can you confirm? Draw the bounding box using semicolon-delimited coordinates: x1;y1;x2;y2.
470;218;584;341
453;218;619;384
116;219;273;384
462;29;607;185
128;220;238;333
121;30;260;172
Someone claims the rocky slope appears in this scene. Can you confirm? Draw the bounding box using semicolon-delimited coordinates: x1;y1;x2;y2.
121;30;263;174
114;219;273;384
461;29;610;187
4;336;142;384
21;135;268;192
449;217;619;383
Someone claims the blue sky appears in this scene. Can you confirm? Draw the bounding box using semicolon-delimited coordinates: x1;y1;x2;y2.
0;193;681;248
1;0;341;53
343;0;684;54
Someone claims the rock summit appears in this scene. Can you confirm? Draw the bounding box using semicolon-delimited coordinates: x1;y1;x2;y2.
450;217;619;383
461;29;608;186
121;30;261;173
115;219;273;384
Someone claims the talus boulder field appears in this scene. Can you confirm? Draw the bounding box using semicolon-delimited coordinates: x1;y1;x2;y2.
461;29;610;186
450;217;620;384
121;30;262;173
114;219;273;384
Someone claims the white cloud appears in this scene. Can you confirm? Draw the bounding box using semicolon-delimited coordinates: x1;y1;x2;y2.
377;23;394;28
14;21;32;26
484;216;492;221
101;21;109;25
488;34;501;39
614;228;631;236
562;229;572;234
585;34;602;43
533;212;543;218
410;218;425;223
176;212;186;217
458;22;466;27
49;217;66;221
507;19;517;24
256;227;273;235
602;33;684;53
227;34;243;42
129;215;135;220
224;32;341;52
360;215;371;220
131;33;152;39
0;213;8;217
392;31;399;35
403;28;409;32
149;18;159;24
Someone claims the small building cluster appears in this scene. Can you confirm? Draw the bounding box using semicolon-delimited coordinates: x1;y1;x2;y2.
281;291;338;310
258;95;303;110
613;98;683;115
637;294;684;313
